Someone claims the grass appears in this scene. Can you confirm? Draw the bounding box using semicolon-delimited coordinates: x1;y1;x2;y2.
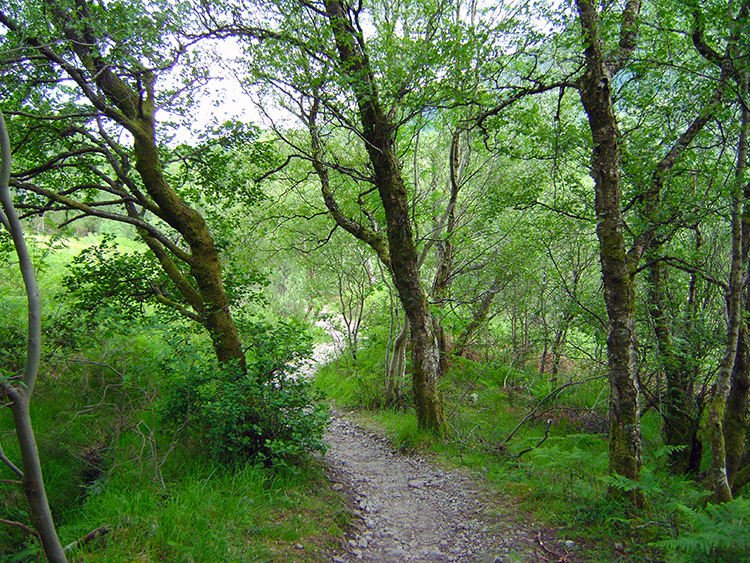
1;233;350;562
2;351;349;563
58;459;347;563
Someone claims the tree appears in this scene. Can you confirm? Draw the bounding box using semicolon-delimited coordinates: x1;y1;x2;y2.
574;0;644;505
0;110;68;562
0;0;249;370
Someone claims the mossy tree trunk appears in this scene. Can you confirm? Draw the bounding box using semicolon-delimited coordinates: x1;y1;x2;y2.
575;0;644;507
726;324;750;491
0;3;245;371
707;60;749;503
323;0;444;431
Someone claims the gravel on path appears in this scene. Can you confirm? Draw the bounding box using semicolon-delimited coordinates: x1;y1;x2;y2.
323;410;574;563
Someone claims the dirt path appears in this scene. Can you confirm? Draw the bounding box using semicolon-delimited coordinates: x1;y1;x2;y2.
323;410;571;563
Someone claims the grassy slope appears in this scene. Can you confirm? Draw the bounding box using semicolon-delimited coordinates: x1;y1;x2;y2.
1;234;349;562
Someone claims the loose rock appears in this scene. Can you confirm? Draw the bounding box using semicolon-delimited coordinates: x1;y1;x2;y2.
324;411;540;562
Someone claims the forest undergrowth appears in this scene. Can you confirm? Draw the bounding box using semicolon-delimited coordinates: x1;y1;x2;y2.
0;234;346;562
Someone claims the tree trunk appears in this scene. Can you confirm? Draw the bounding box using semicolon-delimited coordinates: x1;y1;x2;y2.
132;129;245;371
385;317;409;406
455;274;503;358
576;0;643;506
324;0;443;430
647;260;702;474
706;69;748;503
726;326;750;490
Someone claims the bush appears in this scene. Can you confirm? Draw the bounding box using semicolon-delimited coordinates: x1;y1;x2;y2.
161;321;329;467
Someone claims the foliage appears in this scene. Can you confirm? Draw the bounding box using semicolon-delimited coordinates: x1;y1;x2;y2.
161;321;329;467
656;498;750;563
62;234;176;319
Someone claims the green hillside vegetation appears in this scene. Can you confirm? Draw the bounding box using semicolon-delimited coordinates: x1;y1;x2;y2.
2;0;750;562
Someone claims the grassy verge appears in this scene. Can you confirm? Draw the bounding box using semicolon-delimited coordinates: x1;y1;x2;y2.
1;234;349;562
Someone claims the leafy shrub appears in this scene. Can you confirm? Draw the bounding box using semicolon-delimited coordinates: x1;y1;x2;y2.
656;497;750;562
161;321;329;467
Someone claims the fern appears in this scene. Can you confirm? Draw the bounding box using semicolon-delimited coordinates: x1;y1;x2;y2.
655;497;750;562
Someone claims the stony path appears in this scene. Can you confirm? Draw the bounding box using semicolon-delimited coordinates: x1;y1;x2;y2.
323;411;571;563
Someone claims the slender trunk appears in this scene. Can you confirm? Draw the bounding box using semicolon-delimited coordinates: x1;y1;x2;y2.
430;126;467;372
0;110;67;562
385;317;409;406
455;274;503;357
549;315;573;385
724;96;750;489
707;73;748;503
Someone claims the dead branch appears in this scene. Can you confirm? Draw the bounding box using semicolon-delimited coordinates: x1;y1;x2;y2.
514;419;553;459
63;526;110;553
505;376;606;444
0;517;40;539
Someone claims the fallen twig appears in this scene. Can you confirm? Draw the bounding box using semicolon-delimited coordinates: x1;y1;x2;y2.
64;525;111;552
535;530;569;562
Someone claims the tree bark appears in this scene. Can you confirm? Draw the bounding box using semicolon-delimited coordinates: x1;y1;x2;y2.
575;0;643;506
647;260;702;474
322;0;444;430
707;62;749;503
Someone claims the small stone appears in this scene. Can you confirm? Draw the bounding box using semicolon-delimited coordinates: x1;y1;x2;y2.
294;543;304;550
439;539;449;548
348;539;357;548
408;479;426;489
386;547;406;557
564;540;575;549
332;557;346;563
358;537;368;548
332;483;344;491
